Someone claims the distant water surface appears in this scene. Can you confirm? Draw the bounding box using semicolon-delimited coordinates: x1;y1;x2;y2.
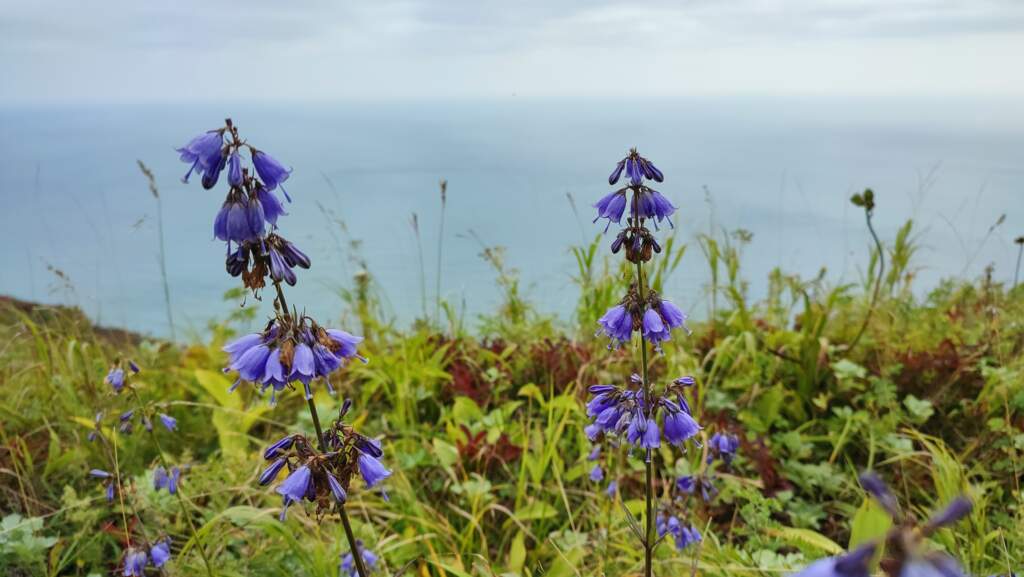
1;98;1021;337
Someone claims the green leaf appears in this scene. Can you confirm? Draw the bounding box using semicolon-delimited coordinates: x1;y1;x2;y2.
193;369;269;459
902;395;934;423
849;498;891;568
508;531;526;573
766;527;843;554
515;500;557;522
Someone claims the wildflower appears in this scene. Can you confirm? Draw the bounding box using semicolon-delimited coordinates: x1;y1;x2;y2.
202;151;228;190
606;480;618;497
257;186;286;225
106;367;125;393
590;464;604;482
259;458;288;486
598;304;633;344
158;413;177;432
251;149;292;200
608;149;664;186
153;466;181;494
123;548;148;576
676;475;695;494
89;468;112;479
657;299;690;334
587;445;601;461
177;130;225;183
788;543;876;577
106;483;115;502
228;151;243;187
327;472;348;503
150;539;171;568
340;541;379;577
128;360;140;373
626;415;660;450
641;308;671;344
214;194;264;244
357;453;391;488
223;316;364;403
593;189;628;228
662;401;701;446
276;465;313;502
636;189;676;225
708;432;739;464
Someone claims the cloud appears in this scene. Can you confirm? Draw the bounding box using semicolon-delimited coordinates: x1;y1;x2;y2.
1;0;1022;102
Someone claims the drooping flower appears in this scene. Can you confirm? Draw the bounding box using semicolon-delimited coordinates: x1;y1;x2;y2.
153;466;181;494
598;304;634;344
90;468;112;479
657;299;690;334
340;541;379;577
105;367;125;392
251;150;292;200
606;480;618;497
276;465;313;503
626;415;660;450
636;189;676;225
122;548;148;577
708;432;740;464
158;413;177;432
676;475;695;494
228;151;243;187
662;401;701;446
593;189;628;229
357;453;392;488
641;308;671;344
150;539;171;568
257;186;286;225
177;131;224;184
214;195;264;244
589;464;604;482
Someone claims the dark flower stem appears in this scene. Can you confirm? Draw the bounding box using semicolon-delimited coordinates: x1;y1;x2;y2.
637;258;654;577
271;278;370;577
633;189;655;577
130;390;216;577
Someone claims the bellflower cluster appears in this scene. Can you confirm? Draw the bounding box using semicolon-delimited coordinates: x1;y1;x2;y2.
178;119;310;297
586;375;701;449
597;285;690;350
181;119;378;576
656;511;702;551
224;314;364;404
259;400;391;521
788;472;973;577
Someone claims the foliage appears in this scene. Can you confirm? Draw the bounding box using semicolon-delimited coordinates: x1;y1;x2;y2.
1;213;1022;576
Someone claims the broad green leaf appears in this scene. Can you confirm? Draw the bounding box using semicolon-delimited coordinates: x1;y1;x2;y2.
766;527;843;554
508;531;526;573
849;498;891;568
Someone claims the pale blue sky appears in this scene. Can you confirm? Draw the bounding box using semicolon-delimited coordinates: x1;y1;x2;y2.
2;0;1023;102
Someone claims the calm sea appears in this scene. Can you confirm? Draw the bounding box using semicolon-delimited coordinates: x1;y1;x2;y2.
1;98;1021;338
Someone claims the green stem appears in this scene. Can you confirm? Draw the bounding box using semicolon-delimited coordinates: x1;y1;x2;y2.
849;207;884;352
132;390;216;577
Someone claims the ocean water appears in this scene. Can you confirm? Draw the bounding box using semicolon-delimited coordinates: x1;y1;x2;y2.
1;98;1021;338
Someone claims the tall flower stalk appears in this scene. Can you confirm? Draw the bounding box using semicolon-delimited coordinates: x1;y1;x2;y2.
178;119;387;577
586;149;703;576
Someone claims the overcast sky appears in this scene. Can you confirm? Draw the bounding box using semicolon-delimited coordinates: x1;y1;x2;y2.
2;0;1023;103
